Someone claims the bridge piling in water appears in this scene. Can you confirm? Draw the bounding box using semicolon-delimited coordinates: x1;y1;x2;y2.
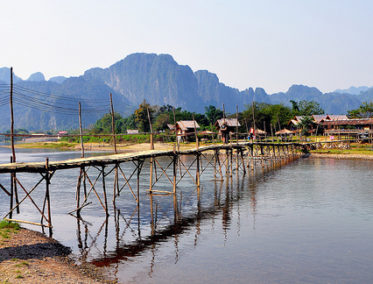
0;141;315;236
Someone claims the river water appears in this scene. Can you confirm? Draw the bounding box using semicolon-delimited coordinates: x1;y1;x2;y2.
0;147;373;283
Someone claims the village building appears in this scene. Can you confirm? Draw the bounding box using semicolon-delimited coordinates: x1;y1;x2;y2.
321;118;373;139
175;120;200;142
214;118;240;143
127;129;139;134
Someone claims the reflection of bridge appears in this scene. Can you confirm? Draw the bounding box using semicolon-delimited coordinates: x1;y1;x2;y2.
0;142;306;237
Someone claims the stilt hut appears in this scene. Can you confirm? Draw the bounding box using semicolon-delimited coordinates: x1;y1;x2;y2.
215;118;240;143
175;120;200;142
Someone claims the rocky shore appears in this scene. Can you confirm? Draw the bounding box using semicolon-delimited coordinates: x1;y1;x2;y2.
0;226;114;283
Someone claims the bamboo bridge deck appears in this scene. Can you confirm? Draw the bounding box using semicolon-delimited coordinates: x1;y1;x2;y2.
0;141;302;173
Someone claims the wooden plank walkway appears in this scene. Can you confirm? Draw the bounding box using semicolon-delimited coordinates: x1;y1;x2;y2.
0;142;301;173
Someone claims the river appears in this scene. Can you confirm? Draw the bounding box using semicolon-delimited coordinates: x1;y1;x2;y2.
0;147;373;283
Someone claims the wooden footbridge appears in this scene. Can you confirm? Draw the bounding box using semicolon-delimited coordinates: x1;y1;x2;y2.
0;141;309;236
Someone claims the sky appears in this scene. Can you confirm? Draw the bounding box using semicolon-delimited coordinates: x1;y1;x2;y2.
1;0;373;94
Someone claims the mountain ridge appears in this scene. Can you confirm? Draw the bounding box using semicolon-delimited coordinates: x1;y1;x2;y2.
0;53;372;130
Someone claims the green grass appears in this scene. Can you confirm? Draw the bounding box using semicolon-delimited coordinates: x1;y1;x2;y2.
0;221;20;230
0;221;20;240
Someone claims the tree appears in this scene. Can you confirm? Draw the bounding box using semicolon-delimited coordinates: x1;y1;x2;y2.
298;116;314;136
204;105;223;126
92;113;124;134
134;100;154;132
296;100;324;116
154;113;170;131
347;102;373;118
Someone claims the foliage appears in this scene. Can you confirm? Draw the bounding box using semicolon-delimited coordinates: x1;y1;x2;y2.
347;102;373;118
298;116;314;136
241;102;293;133
134;100;154;132
204;105;224;126
291;100;324;116
92;112;125;134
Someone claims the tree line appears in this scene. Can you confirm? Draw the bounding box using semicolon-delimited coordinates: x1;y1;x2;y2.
91;99;325;134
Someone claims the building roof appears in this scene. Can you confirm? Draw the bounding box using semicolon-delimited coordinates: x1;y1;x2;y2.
321;118;373;126
275;128;294;135
167;124;175;130
215;118;241;128
176;120;200;131
326;115;348;121
253;128;266;135
127;129;139;134
312;115;328;123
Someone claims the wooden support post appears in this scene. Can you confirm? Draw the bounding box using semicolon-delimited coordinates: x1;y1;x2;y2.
240;149;246;175
251;145;254;171
9;157;13;219
45;158;52;237
230;149;233;177
137;160;142;206
213;150;217;179
113;164;119;203
173;147;177;194
149;157;153;193
76;167;83;217
102;166;109;216
225;149;229;176
110;93;117;154
196;153;200;191
236;148;239;173
78;102;85;157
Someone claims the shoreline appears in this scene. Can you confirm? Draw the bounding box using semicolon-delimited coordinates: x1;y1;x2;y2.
0;226;114;283
310;152;373;160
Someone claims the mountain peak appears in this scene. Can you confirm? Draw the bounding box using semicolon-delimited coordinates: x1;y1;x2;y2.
27;72;45;82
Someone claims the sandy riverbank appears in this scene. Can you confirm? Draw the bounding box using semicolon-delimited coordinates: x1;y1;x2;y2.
310;152;373;160
0;225;114;283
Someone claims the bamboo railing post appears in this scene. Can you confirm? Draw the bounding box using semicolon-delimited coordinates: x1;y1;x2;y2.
110;93;117;154
78;102;85;157
147;107;154;150
192;114;199;149
9;67;16;163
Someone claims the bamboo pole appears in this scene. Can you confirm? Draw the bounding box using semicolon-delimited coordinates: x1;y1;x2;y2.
45;158;52;236
9;67;15;163
147;107;154;150
110;93;117;154
78;102;85;157
102;166;108;216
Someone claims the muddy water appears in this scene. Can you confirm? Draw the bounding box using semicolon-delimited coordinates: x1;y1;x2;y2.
1;147;373;283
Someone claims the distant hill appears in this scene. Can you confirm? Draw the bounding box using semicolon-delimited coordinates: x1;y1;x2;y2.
0;53;373;131
334;86;370;95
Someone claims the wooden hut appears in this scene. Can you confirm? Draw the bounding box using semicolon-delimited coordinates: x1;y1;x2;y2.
215;118;240;143
175;120;200;142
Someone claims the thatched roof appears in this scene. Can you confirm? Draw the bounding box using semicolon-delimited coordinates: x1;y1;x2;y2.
275;128;294;135
176;120;200;130
167;124;175;130
215;118;241;128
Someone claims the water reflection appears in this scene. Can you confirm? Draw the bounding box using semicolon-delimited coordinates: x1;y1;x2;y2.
2;148;373;283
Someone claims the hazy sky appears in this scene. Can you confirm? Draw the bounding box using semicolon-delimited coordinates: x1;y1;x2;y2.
1;0;372;93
